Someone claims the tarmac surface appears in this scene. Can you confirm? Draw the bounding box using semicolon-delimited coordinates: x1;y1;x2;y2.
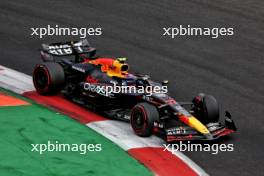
1;1;264;175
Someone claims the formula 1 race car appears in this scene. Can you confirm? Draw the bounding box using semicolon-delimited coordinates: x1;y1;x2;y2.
33;39;237;142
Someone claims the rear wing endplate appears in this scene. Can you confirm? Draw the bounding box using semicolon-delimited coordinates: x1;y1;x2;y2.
41;39;96;57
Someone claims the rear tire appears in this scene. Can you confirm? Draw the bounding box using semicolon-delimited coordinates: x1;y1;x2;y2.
130;103;159;137
33;62;65;95
192;93;219;123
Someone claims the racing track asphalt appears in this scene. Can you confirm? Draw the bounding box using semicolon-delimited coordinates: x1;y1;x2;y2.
0;0;264;175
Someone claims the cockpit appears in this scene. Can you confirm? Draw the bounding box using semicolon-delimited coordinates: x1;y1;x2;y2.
89;57;129;78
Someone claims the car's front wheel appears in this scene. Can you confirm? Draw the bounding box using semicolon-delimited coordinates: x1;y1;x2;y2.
192;93;220;123
130;103;159;137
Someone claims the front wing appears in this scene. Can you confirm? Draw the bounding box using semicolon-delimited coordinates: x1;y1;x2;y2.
164;116;237;142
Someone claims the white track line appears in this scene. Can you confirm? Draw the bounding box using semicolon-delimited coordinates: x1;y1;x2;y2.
0;65;34;94
87;120;208;176
86;120;164;150
0;64;208;176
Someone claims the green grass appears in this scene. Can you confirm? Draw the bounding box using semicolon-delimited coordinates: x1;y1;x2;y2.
0;89;152;176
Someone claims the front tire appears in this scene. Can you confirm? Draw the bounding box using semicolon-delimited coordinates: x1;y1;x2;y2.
33;62;65;95
192;93;219;123
130;103;159;137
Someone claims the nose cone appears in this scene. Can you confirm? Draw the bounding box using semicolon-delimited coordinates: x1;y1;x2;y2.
187;117;214;139
179;115;213;139
203;133;213;140
187;116;210;134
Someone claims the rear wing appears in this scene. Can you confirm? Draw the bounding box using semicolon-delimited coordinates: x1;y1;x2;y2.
40;39;96;61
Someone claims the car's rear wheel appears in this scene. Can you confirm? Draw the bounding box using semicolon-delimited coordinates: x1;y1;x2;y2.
192;93;219;123
130;103;159;137
33;62;65;95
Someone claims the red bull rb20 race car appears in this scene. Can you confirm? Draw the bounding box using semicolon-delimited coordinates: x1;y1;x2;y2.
33;39;237;142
